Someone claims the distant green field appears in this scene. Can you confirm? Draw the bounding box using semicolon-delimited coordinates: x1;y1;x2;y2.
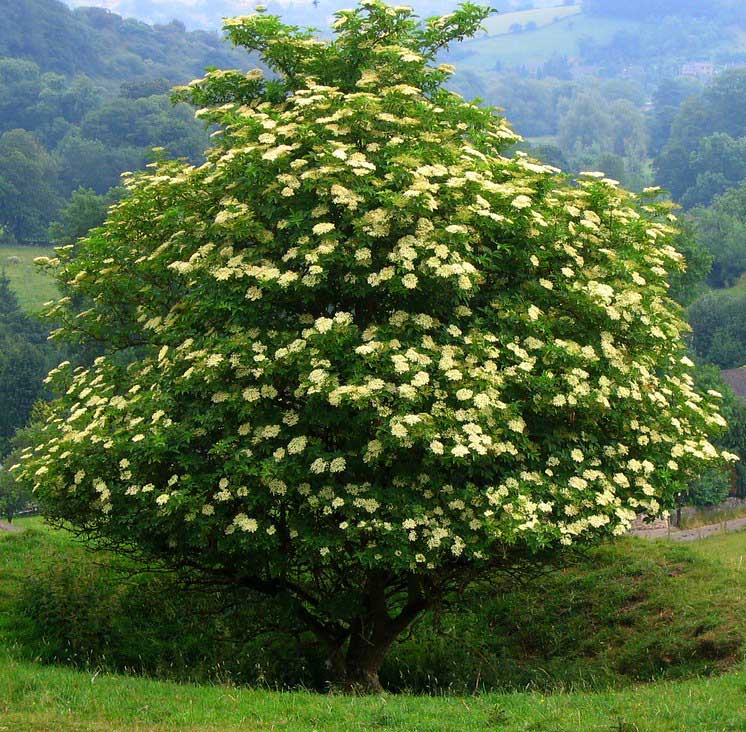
483;4;582;36
0;245;58;313
461;12;639;68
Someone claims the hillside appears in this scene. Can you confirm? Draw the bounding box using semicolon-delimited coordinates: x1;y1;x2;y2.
2;520;746;693
1;0;251;82
0;246;57;312
0;0;263;246
59;0;553;30
482;4;582;36
2;3;746;727
60;0;746;32
456;12;640;70
50;0;746;79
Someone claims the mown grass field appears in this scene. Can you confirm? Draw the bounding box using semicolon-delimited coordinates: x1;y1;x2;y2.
460;14;639;69
2;657;746;732
2;519;746;731
0;245;57;313
482;4;581;37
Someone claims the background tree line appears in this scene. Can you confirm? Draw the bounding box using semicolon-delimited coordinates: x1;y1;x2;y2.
0;0;257;243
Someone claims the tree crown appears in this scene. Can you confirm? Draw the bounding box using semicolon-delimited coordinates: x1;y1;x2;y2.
16;1;731;594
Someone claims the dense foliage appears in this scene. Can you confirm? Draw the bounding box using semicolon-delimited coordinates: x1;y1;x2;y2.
0;466;30;521
1;0;250;80
686;184;746;371
0;129;61;241
0;57;210;242
0;0;259;242
689;184;746;289
689;288;746;370
14;531;746;692
14;1;732;692
655;71;746;209
664;222;712;307
0;417;46;520
689;364;746;502
49;187;123;246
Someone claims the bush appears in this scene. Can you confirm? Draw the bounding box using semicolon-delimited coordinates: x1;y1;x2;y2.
17;550;330;687
687;469;731;507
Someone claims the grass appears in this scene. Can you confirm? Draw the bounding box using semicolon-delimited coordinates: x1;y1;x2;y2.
1;650;746;731
3;521;746;729
460;13;639;69
687;529;746;570
4;522;746;692
0;245;58;313
0;517;70;644
482;4;581;37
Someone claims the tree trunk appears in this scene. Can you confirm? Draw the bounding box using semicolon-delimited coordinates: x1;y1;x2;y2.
341;622;397;694
320;572;431;694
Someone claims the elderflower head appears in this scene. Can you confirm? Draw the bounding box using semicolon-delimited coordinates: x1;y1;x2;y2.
312;222;335;236
329;457;347;473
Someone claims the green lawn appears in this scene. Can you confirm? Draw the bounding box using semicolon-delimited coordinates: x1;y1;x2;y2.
0;245;58;313
1;652;745;731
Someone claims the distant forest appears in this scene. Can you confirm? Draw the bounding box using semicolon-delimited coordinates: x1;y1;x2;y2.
1;0;250;79
4;0;746;243
0;0;259;243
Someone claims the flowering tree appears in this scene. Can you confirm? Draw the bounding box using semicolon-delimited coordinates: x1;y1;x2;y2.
15;1;733;692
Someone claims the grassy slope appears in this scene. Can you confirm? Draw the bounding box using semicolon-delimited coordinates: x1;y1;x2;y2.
688;529;746;568
0;245;57;313
460;9;746;71
2;521;746;730
482;5;582;36
460;14;639;68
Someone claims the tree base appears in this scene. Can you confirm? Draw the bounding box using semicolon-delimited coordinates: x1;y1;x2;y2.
340;670;385;695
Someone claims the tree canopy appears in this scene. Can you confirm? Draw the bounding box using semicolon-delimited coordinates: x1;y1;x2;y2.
688;287;746;369
688;183;746;289
0;0;255;242
14;0;732;693
0;129;61;241
655;71;746;208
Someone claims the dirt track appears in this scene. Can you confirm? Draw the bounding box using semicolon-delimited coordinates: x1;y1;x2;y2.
0;520;23;533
